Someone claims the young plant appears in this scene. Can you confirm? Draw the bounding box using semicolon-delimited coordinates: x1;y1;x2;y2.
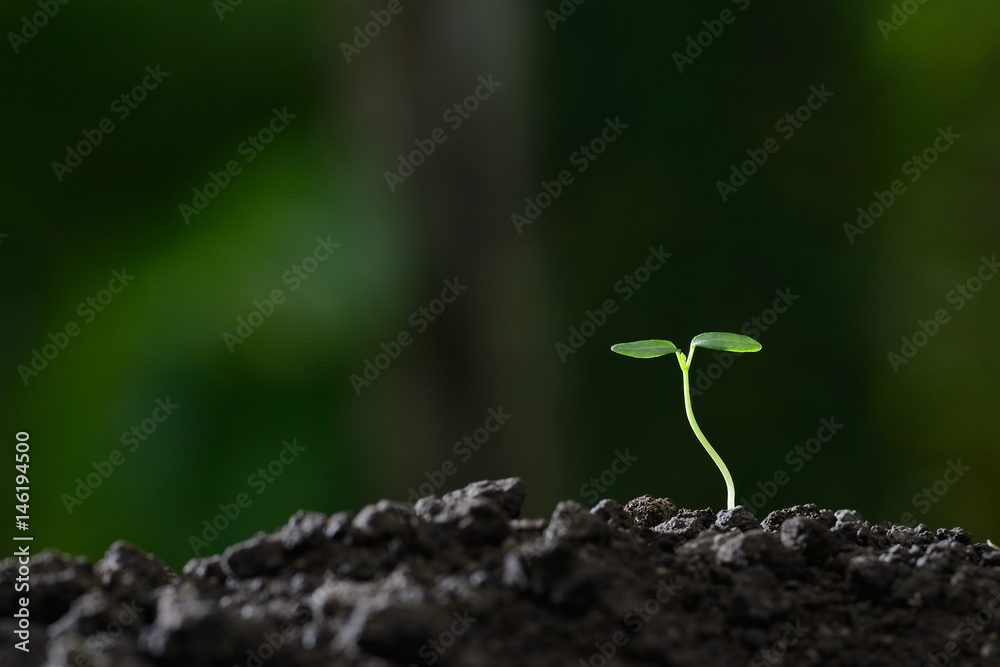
610;332;761;510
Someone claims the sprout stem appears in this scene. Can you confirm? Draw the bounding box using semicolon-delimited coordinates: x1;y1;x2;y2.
676;348;736;510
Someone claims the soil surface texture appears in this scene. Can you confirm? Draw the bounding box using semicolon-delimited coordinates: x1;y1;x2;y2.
3;478;1000;666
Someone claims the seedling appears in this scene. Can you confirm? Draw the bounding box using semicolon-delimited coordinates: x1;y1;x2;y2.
610;332;761;510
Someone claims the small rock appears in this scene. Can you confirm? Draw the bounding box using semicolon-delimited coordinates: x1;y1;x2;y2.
224;534;286;579
181;556;228;588
416;495;511;544
544;501;610;543
714;530;801;574
501;541;603;609
915;541;967;572
716;506;762;533
761;504;836;532
847;554;897;597
277;510;330;550
780;517;836;563
835;509;864;525
95;542;178;590
977;544;1000;567
323;510;355;540
654;509;715;540
624;495;678;528
590;498;633;529
336;596;458;663
352;500;417;543
937;527;973;545
442;478;526;519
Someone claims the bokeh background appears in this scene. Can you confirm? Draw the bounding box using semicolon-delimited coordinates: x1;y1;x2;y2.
2;1;998;570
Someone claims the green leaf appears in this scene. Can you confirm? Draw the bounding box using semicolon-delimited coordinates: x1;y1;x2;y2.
690;332;761;353
610;339;681;359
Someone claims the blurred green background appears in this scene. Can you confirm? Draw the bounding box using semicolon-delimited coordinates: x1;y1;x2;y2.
2;1;998;570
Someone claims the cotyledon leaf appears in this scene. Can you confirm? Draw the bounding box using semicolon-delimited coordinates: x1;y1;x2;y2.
689;332;761;353
610;339;681;359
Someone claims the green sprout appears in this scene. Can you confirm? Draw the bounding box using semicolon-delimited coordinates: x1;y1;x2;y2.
611;332;761;510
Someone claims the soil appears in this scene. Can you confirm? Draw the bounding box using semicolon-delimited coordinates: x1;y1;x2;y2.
3;478;1000;666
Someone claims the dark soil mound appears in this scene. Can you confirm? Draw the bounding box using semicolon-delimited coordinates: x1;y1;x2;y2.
4;478;1000;666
